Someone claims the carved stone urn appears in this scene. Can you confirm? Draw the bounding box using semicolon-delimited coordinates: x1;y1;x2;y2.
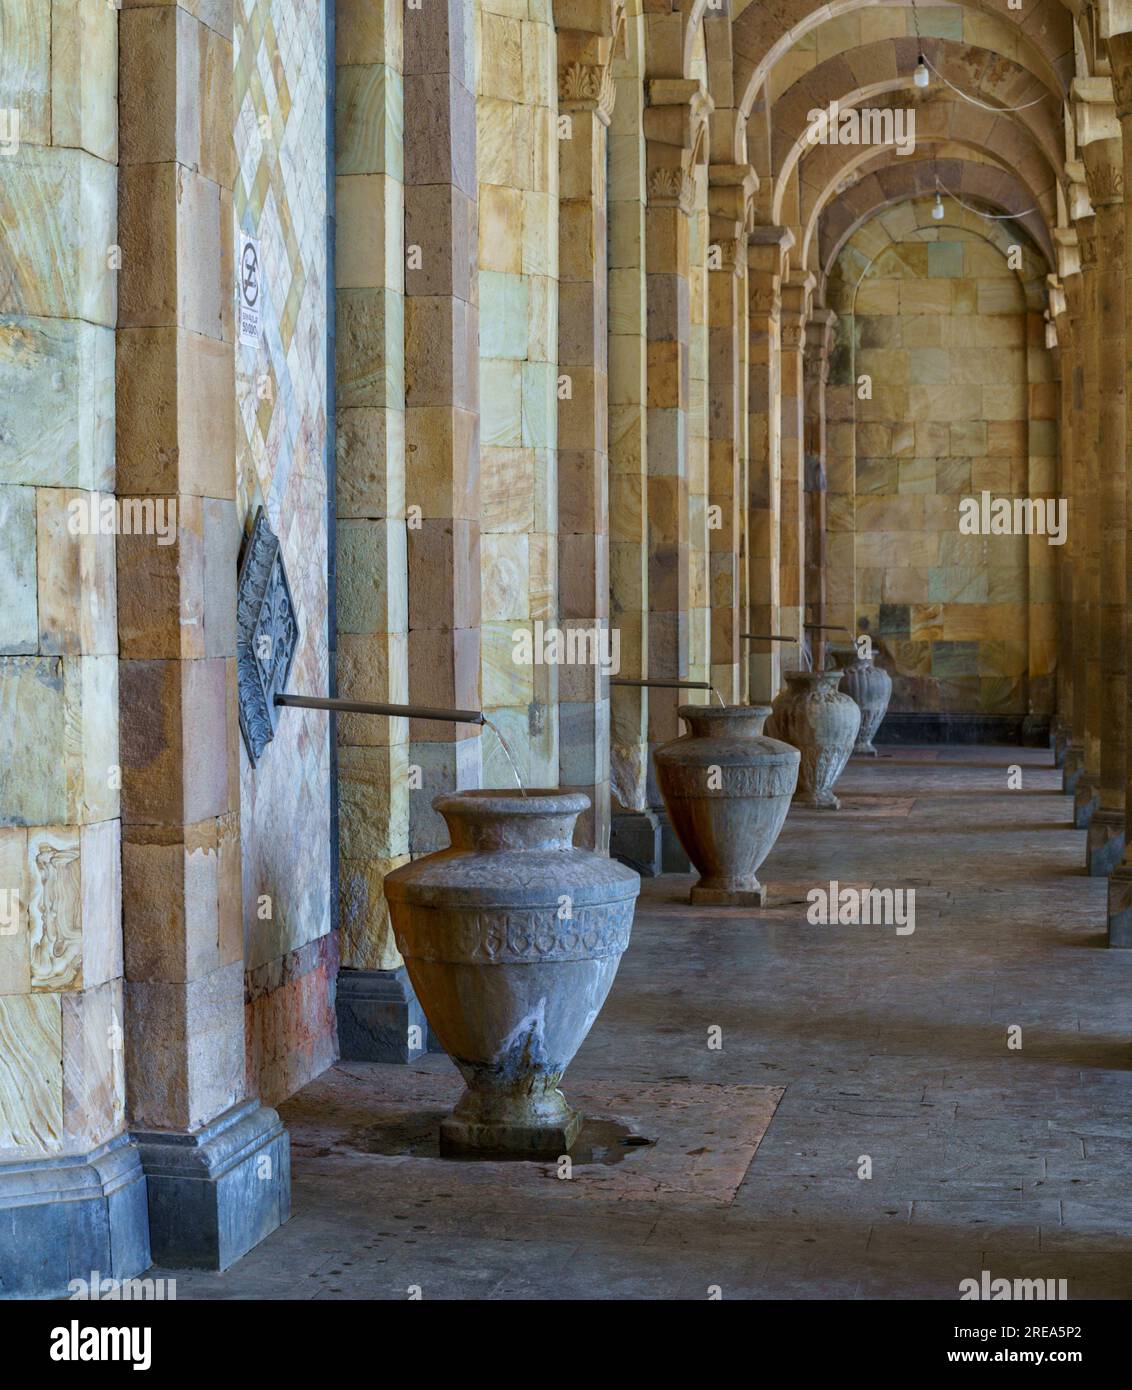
829;647;892;756
653;705;799;906
384;790;640;1157
766;670;861;810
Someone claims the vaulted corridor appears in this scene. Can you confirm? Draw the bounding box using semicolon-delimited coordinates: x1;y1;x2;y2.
4;0;1132;1318
149;749;1132;1301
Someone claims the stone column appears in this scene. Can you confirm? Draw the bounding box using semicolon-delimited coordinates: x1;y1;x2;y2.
746;226;793;701
642;77;711;869
555;4;622;851
706;164;757;703
1073;210;1102;829
1048;261;1075;774
1080;123;1126;874
1058;233;1087;797
0;0;150;1297
779;271;813;668
334;0;418;1061
1104;37;1132;939
404;0;481;857
804;307;837;669
115;0;287;1269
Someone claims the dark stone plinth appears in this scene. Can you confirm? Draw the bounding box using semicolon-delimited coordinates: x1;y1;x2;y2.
1051;722;1069;768
1073;776;1099;829
1107;865;1132;947
133;1100;289;1271
610;808;661;877
1062;744;1084;796
1086;810;1125;877
875;713;1050;746
0;1133;150;1300
337;966;436;1063
655;806;691;873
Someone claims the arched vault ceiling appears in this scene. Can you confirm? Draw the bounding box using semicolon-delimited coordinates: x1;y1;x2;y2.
769;37;1062;182
819;160;1054;275
782;83;1059;232
731;0;1074;118
827;194;1050;312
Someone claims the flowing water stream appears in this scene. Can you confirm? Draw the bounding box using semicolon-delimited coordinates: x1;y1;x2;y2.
482;717;528;795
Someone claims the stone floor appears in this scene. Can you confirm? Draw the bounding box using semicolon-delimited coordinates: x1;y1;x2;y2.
156;746;1132;1299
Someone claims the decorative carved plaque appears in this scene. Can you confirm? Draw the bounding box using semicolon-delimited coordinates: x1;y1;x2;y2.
236;506;300;767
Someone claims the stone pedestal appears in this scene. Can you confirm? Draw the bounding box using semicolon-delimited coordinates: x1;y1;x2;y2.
0;1135;150;1300
1086;809;1125;877
337;967;432;1063
1106;864;1132;947
133;1101;289;1272
1074;774;1099;828
610;808;662;876
1062;744;1084;795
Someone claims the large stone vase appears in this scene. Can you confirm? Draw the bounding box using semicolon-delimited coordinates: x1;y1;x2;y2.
766;670;861;809
830;648;892;756
384;790;640;1157
653;705;799;906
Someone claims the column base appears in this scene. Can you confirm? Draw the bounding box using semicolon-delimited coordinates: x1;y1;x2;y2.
1107;865;1132;947
1086;809;1125;877
133;1100;289;1272
654;806;691;873
0;1132;150;1300
1073;775;1099;829
610;808;661;877
1062;744;1083;795
337;966;443;1063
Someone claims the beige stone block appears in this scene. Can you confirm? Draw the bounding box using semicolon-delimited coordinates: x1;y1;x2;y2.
27;825;82;992
0;0;52;146
0;827;30;996
900;280;951;315
977;278;1021;314
338;406;406;518
898;458;936;494
338;854;409;973
479;183;523;274
481;620;535;709
51;0;118;161
337;174;404;292
36;488;117;658
336;633;408;748
338;744;410;862
0;147;116;327
0;991;63;1152
477;96;515;187
479;12;522;102
481;532;530;622
982;384;1026;421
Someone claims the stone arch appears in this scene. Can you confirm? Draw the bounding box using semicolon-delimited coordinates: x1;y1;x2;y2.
732;0;1074;121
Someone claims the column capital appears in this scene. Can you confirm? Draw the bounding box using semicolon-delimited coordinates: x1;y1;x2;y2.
1054;225;1080;281
556;0;626;124
1080;134;1125;207
707;162;759;236
1071;76;1120;147
1107;29;1132;118
644;79;713;211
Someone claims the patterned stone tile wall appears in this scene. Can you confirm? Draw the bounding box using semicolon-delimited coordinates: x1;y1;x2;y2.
0;0;124;1156
831;210;1042;717
233;0;333;1104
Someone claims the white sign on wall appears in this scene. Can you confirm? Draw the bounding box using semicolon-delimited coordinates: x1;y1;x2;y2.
238;231;262;347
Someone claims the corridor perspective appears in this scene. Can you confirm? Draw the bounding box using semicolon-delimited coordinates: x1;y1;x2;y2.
2;0;1132;1314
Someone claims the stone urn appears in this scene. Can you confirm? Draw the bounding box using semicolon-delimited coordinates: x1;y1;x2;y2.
830;647;892;756
766;671;861;809
653;705;799;906
384;790;640;1157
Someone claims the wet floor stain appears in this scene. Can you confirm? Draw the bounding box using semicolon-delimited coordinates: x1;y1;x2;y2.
341;1112;654;1165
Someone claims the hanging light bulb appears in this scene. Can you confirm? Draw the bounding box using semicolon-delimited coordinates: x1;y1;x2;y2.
914;54;930;88
932;192;945;220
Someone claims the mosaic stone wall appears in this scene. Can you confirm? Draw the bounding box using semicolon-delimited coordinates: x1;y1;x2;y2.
233;0;334;1103
831;215;1051;717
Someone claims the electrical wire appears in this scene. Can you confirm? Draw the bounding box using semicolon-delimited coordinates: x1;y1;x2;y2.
934;177;1039;221
909;0;1052;113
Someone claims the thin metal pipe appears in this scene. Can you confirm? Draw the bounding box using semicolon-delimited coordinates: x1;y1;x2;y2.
275;693;485;725
742;633;797;642
804;624;848;631
607;677;714;691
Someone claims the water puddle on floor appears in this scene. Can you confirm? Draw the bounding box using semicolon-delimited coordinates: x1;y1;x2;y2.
341;1113;655;1165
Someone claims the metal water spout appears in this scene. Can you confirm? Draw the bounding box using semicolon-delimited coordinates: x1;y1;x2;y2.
275;693;484;725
